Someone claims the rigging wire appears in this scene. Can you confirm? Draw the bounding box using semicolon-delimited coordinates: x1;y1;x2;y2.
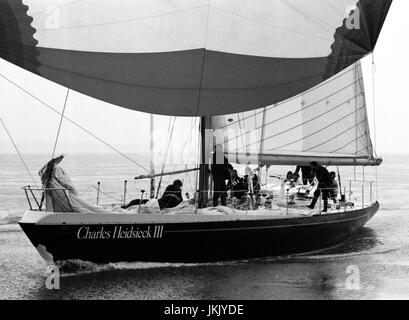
372;53;379;200
157;117;198;195
90;185;122;204
0;117;38;186
163;117;198;194
371;53;378;157
0;72;150;173
156;117;177;198
237;113;247;153
52;88;70;159
178;117;197;163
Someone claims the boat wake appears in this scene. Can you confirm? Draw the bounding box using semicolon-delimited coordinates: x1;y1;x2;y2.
288;247;401;261
56;259;229;276
48;236;406;277
54;248;402;277
55;251;394;277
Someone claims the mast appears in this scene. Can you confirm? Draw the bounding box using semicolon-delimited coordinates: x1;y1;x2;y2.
150;114;155;198
198;116;211;208
259;106;267;168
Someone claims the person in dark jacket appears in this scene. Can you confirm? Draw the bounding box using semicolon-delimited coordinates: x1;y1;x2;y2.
295;165;315;185
284;171;293;183
227;169;247;200
252;174;261;197
307;162;332;212
158;180;183;209
211;144;230;207
329;171;339;203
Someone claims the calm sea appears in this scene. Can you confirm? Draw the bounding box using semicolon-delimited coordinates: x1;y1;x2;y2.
1;153;409;300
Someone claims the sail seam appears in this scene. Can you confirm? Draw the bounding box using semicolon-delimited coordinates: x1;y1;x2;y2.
209;5;332;42
280;0;335;33
303;119;367;152
331;131;369;154
323;0;344;17
240;93;362;150
213;71;362;130
224;90;362;147
267;113;367;153
14;4;210;34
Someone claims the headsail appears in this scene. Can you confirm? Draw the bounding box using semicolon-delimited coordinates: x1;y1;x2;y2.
211;62;381;166
0;0;392;116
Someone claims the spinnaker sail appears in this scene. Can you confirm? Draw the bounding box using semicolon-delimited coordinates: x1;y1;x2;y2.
0;0;392;116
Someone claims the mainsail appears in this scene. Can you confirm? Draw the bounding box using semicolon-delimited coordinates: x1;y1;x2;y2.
0;0;392;116
211;62;381;166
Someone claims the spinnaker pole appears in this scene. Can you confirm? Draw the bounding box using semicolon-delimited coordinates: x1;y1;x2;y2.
135;167;199;180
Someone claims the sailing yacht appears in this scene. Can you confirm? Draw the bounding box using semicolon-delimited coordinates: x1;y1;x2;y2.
0;0;393;263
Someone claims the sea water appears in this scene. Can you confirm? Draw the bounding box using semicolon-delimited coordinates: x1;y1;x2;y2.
1;153;409;300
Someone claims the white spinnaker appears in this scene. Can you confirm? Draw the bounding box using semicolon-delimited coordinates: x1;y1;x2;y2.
25;0;358;57
4;0;389;117
211;62;374;161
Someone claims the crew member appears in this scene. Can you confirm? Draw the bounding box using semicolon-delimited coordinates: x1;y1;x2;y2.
307;162;332;212
158;180;183;209
292;172;303;186
295;166;315;185
211;144;230;207
284;171;293;183
329;171;339;203
227;169;247;200
252;174;261;198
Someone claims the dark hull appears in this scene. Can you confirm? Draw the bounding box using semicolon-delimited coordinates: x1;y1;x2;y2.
19;203;379;263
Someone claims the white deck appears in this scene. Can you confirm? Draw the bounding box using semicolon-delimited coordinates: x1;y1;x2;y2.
20;205;359;226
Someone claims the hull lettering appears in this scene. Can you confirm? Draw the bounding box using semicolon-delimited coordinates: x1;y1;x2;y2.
76;225;164;240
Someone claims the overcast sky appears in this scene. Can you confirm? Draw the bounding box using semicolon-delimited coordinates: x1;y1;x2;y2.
0;0;408;156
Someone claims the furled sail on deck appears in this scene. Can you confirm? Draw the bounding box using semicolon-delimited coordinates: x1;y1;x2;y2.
0;0;392;116
211;62;381;166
